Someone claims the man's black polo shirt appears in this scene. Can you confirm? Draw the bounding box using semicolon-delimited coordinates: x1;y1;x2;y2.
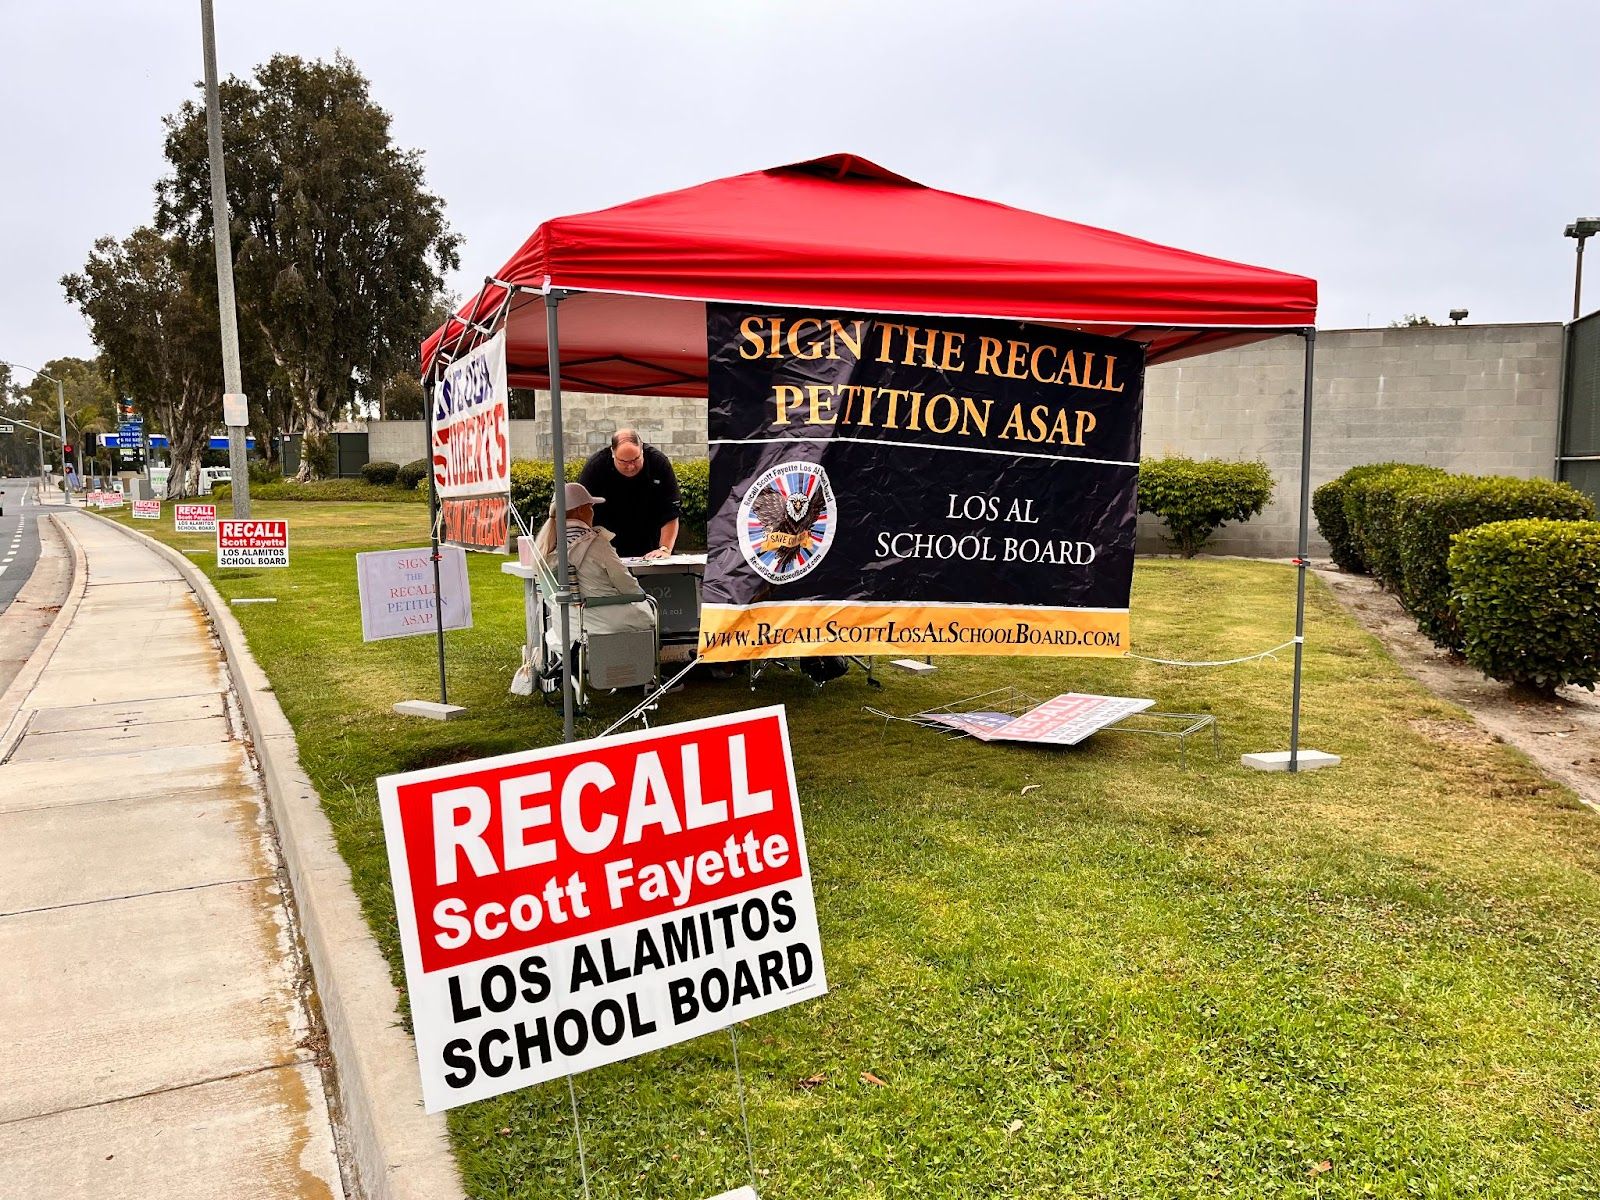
576;443;682;558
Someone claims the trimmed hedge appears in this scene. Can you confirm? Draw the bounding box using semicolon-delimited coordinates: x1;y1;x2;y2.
1136;456;1274;557
1398;476;1595;647
1342;464;1447;589
1450;519;1600;692
213;479;428;504
396;458;429;490
508;458;710;549
361;460;400;486
1313;462;1417;573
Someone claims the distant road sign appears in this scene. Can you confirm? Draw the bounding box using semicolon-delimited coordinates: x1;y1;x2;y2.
0;424;13;434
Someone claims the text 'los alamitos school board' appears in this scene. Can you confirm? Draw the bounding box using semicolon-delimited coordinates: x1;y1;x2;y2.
699;306;1147;662
378;707;826;1113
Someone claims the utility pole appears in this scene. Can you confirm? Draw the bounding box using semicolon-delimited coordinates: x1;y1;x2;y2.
200;0;250;516
3;361;72;494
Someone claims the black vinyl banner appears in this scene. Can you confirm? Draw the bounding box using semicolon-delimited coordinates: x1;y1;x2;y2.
698;305;1145;661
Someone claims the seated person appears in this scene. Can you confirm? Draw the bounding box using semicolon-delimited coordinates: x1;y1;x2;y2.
532;482;655;638
577;428;681;559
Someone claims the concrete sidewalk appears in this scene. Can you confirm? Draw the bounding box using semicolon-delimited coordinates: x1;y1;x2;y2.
0;510;345;1198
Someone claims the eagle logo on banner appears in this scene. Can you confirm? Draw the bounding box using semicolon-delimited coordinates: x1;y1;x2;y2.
737;460;836;584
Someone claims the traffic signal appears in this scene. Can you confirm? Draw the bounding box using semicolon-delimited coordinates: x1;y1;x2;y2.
64;444;73;456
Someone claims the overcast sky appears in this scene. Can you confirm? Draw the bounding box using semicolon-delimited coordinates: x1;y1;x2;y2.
3;0;1597;376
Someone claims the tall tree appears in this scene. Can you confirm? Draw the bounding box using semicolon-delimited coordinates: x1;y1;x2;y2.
63;228;228;497
5;357;116;478
156;53;459;479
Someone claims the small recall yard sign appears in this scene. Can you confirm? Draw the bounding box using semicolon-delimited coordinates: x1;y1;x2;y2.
217;519;289;568
174;503;217;533
378;706;827;1112
132;499;161;520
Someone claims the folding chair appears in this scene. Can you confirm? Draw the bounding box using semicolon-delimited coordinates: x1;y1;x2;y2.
528;552;661;716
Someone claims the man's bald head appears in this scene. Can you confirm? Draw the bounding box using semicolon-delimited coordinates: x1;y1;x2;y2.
609;429;645;477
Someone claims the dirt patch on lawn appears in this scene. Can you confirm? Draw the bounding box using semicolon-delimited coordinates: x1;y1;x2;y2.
1317;566;1600;812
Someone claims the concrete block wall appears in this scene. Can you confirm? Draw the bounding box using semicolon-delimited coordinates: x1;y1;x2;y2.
363;393;707;470
1136;322;1564;557
368;324;1563;558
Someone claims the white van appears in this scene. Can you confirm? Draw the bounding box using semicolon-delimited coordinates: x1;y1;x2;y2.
197;467;234;495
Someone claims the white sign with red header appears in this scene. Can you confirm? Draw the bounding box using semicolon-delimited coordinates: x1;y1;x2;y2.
378;706;826;1113
132;499;160;520
432;329;509;500
175;503;218;533
217;519;289;568
90;491;123;508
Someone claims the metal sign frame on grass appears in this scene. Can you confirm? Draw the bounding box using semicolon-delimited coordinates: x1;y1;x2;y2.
432;328;511;552
377;705;827;1113
217;518;289;568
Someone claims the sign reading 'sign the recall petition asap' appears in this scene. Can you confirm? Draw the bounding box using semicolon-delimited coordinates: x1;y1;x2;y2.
699;305;1147;662
378;707;826;1112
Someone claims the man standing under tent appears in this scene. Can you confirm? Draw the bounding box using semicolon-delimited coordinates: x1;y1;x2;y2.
577;428;681;559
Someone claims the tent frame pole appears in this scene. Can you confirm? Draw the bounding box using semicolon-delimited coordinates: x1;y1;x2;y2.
546;288;576;743
1289;326;1316;773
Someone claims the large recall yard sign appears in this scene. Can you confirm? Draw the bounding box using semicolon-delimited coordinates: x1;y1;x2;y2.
174;503;217;532
217;519;289;568
433;329;511;552
378;706;826;1112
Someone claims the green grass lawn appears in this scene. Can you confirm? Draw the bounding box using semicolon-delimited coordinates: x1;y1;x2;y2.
107;501;1600;1199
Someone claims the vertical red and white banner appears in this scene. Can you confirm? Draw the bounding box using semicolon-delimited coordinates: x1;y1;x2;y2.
433;330;511;552
378;706;827;1113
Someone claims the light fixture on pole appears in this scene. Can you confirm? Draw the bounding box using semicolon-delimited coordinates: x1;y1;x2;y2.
1449;308;1468;325
1564;218;1600;321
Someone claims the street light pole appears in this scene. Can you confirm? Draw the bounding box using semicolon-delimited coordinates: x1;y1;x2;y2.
1565;218;1600;322
3;360;74;499
200;0;250;517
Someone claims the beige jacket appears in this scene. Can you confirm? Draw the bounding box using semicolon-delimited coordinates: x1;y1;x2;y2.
542;519;654;637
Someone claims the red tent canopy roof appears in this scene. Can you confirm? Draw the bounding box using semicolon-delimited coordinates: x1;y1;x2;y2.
423;154;1316;395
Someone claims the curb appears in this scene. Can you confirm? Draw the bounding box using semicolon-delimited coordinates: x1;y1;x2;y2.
82;511;465;1200
0;513;88;759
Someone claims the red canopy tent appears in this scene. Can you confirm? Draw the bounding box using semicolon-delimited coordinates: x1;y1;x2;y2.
423;153;1314;391
423;155;1322;762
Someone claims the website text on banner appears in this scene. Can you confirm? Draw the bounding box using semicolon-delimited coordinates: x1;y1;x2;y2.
356;546;474;642
433;329;511;553
699;307;1146;662
378;706;827;1113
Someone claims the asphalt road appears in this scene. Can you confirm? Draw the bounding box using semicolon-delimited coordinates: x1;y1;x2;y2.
0;477;45;615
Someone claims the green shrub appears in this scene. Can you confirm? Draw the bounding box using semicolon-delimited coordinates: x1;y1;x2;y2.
1314;462;1417;573
509;457;710;549
1136;456;1274;557
1398;475;1596;647
1343;465;1447;589
361;460;400;486
299;430;336;479
396;458;430;490
1450;519;1600;692
213;479;428;504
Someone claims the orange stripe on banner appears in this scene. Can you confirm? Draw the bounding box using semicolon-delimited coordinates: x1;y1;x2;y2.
696;602;1129;662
